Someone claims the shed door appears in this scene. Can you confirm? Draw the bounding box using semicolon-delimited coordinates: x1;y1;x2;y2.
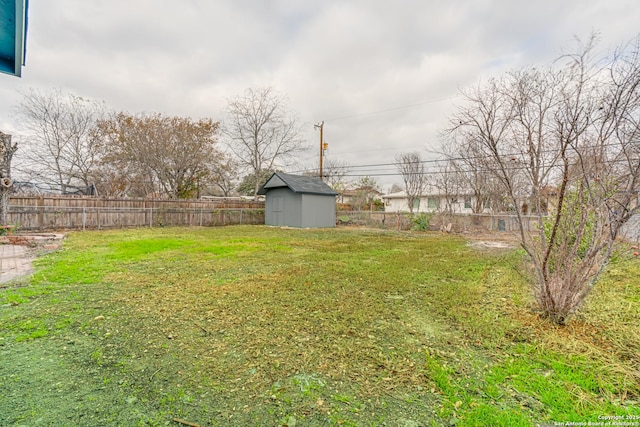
272;195;284;225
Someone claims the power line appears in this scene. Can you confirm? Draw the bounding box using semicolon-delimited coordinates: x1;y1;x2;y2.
296;139;638;174
290;150;639;180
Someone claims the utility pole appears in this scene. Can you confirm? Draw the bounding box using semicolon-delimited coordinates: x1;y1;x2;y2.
314;121;324;180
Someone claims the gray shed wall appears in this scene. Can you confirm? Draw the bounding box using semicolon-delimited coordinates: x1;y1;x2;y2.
264;188;302;227
264;188;336;228
301;193;336;228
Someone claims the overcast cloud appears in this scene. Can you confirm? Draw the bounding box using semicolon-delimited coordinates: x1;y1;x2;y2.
1;0;638;189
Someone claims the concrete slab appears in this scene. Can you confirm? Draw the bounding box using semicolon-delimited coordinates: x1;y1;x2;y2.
0;244;35;284
0;234;64;285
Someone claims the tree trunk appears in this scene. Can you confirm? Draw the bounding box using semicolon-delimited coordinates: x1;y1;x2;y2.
0;132;18;225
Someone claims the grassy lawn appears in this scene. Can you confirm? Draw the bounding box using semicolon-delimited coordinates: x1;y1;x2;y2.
0;226;638;426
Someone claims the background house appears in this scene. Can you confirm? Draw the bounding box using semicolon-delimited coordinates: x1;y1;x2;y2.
337;186;383;211
382;189;487;214
258;172;338;228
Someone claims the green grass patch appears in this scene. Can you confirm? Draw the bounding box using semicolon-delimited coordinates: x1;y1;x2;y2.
0;226;638;426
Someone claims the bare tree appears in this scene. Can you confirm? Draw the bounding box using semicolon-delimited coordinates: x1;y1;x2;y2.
388;183;404;193
299;158;350;191
224;87;305;199
351;176;382;211
94;113;220;199
430;162;460;214
502;67;564;214
439;140;500;214
88;161;133;198
207;152;241;197
445;34;640;324
395;152;426;213
236;169;276;196
0;131;18;225
13;88;106;192
322;158;351;192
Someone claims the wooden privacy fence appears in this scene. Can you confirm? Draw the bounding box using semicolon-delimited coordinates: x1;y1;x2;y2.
6;196;265;231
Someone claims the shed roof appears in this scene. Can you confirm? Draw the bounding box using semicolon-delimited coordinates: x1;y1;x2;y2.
257;172;339;196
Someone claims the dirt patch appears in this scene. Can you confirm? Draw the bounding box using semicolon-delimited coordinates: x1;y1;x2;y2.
462;230;520;251
468;240;515;250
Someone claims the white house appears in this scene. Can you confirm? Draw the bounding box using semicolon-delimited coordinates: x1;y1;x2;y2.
382;189;487;214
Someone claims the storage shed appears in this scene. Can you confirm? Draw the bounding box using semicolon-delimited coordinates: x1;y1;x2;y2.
257;172;338;228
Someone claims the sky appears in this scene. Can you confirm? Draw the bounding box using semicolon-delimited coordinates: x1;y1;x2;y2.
1;0;639;191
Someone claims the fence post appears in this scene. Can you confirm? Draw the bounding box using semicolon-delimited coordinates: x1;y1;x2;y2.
240;208;243;224
37;195;44;230
82;207;86;230
149;208;153;228
96;198;103;230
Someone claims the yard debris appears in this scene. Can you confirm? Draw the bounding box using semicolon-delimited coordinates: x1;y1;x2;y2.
150;368;161;380
194;322;211;336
